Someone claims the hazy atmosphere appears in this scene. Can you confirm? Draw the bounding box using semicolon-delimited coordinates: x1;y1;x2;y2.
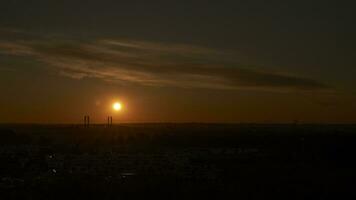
2;1;356;199
1;0;356;123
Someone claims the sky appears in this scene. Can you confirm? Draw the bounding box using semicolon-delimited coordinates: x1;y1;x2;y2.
0;0;356;123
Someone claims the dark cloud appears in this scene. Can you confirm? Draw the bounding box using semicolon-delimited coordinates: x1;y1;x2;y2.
0;67;16;72
0;32;329;91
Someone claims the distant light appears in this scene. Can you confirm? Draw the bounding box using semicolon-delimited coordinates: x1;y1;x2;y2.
113;102;122;111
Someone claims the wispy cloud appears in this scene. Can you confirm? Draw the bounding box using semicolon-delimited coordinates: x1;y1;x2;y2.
0;67;16;72
0;30;329;91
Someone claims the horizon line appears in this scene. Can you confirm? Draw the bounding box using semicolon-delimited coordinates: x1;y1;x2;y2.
1;122;356;126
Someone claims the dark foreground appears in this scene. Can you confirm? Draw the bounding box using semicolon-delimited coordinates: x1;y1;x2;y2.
0;124;356;199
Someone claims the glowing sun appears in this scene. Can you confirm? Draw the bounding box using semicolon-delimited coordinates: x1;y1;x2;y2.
113;102;122;111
